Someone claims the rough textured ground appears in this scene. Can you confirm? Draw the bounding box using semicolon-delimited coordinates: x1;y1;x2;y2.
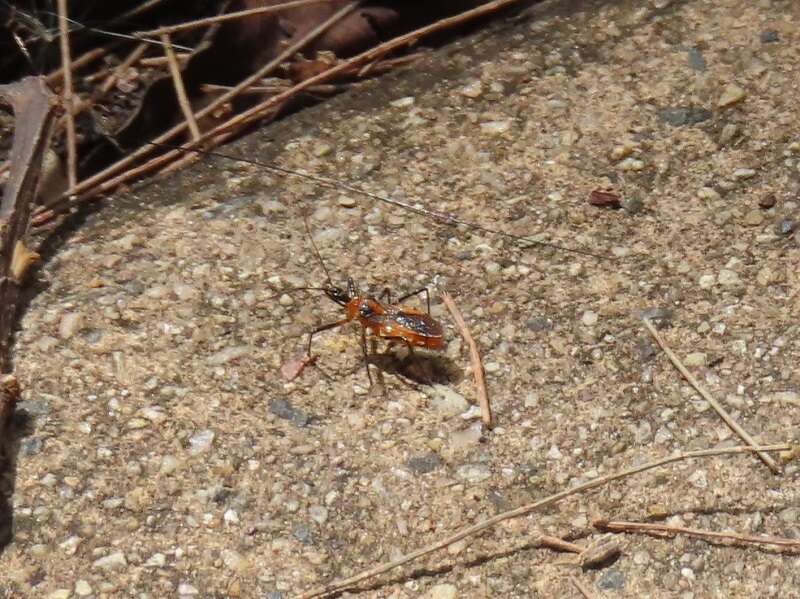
2;0;800;597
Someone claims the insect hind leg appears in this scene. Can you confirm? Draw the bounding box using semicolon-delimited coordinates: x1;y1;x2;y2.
395;287;432;314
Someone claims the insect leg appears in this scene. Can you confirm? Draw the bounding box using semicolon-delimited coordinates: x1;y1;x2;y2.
307;318;350;358
360;325;374;386
379;287;393;304
396;287;431;314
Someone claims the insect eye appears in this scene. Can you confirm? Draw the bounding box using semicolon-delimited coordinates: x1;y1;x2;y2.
359;304;373;318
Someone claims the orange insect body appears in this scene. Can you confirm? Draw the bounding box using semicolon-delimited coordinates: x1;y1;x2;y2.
346;298;444;350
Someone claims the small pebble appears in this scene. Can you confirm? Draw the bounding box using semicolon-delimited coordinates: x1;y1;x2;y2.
743;210;764;226
696;187;721;201
484;361;501;374
597;568;626;590
460;80;483;98
269;398;309;427
456;464;491;483
145;553;167;568
429;385;468;415
390;96;415;108
308;505;329;524
312;142;332;157
719;123;738;145
618;157;645;171
450;424;482;450
684;352;707;367
610;144;635;161
406;453;443;475
717;269;740;286
59;312;84;339
480;120;512;135
733;168;756;180
74;580;92;596
427;584;457;599
718;84;746;108
760;30;779;43
582;310;599;326
292;524;314;544
687;47;706;71
178;583;200;596
759;193;776;209
337;195;357;208
207;345;251;365
776;219;796;236
188;429;215;455
657;107;711;127
92;551;127;570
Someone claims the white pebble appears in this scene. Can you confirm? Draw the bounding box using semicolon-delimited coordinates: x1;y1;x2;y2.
460;80;483;98
309;505;329;524
698;274;716;288
92;551;127;570
581;310;599;326
390;96;415;108
188;429;215;455
717;269;740;285
178;583;199;596
480;120;512;135
456;464;491;483
427;584;458;599
58;312;83;339
207;345;251;365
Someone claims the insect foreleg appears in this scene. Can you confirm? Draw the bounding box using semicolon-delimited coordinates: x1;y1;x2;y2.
307;318;350;358
360;326;374;386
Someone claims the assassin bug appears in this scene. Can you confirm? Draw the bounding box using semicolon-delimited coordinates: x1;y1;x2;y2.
283;215;445;386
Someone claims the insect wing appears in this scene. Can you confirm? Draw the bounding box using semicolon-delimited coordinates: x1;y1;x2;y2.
385;307;444;349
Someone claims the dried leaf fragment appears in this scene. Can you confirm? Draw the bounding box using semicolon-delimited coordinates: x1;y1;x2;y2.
11;240;40;282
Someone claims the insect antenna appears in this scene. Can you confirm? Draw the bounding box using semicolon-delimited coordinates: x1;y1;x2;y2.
302;210;335;288
142;141;613;261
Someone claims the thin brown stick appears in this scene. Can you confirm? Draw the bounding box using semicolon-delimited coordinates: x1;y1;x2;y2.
642;319;780;474
441;290;492;428
45;46;108;86
297;444;790;598
56;0;77;191
139;54;190;68
571;576;596;599
0;77;56;373
537;535;583;554
595;519;800;554
161;32;201;141
138;0;335;37
176;0;530;148
35;1;361;218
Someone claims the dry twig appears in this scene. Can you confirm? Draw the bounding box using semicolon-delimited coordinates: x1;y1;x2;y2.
571;576;597;599
138;0;335;37
34;1;362;221
441;290;492;428
56;0;77;191
161;32;201;141
0;77;56;372
642;319;780;474
595;519;800;554
297;444;790;598
34;0;535;224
